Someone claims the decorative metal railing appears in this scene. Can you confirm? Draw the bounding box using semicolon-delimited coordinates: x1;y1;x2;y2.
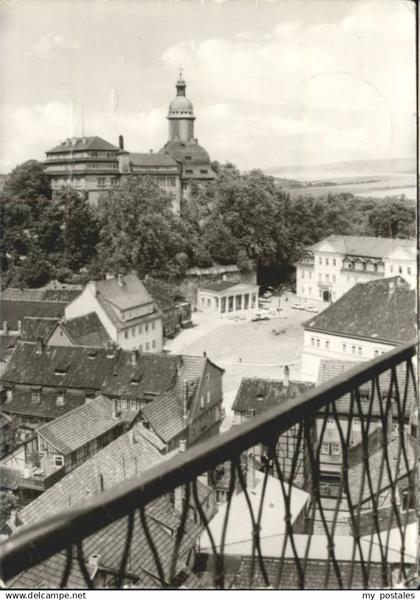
0;341;417;589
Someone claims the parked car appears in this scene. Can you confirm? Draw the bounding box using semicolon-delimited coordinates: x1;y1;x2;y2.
291;303;304;310
252;312;270;321
305;305;319;313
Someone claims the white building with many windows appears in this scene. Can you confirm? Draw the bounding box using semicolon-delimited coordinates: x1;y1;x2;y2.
301;276;416;381
295;235;416;304
64;273;163;352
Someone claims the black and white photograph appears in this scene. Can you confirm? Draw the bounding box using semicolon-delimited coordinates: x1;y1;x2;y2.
0;0;417;591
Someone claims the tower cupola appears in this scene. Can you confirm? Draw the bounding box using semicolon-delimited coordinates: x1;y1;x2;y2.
167;72;195;142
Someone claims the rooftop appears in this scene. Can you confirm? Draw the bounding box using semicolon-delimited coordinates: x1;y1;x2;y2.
305;276;416;344
309;235;415;259
36;395;122;455
232;377;314;415
2;288;80;303
58;313;110;347
129;152;178;168
199;280;255;293
0;300;66;331
95;274;153;312
46;136;120;154
2;389;85;421
1;342;117;391
21;317;59;343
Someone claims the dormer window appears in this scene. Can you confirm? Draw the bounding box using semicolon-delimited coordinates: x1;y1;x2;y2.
55;360;70;375
32;391;40;404
6;389;13;402
57;394;65;406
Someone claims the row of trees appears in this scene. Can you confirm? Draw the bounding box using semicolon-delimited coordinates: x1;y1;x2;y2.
0;159;416;288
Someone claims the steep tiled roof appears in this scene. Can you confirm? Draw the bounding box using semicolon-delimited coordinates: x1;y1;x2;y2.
129;152;178;168
12;428;201;588
46;136;120;154
0;301;66;331
42;289;81;303
231;557;389;589
232;377;314;415
318;359;416;417
59;313;110;347
142;388;185;443
95;274;153;311
21;317;59;342
36;395;121;455
309;235;415;259
1;342;117;391
2;288;80;303
2;389;85;420
305;277;416;343
102;352;179;400
0;465;20;491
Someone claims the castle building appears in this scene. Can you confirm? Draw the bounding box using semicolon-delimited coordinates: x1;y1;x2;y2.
44;75;215;212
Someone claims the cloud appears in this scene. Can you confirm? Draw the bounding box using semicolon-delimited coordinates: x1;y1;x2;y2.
27;33;80;59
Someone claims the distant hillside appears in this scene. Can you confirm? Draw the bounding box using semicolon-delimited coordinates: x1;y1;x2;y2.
266;158;416;176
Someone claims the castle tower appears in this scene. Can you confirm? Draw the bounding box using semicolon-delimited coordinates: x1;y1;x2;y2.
167;74;195;143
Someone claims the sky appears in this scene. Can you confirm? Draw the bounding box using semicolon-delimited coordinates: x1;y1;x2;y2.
0;0;416;172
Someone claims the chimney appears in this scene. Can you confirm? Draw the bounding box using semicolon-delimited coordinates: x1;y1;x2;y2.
174;441;187;513
283;365;290;389
36;337;45;355
182;382;188;423
99;473;104;492
88;553;101;575
117;273;124;287
112;400;121;419
149;149;153;153
246;451;256;490
2;321;8;334
131;350;138;366
203;351;207;357
118;134;124;150
129;428;137;445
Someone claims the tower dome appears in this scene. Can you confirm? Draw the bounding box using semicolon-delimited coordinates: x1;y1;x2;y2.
168;75;195;118
167;74;195;143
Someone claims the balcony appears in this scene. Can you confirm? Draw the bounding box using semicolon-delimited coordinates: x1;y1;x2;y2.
0;341;417;589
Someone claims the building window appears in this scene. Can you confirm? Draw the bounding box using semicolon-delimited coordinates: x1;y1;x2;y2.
374;350;379;357
326;418;335;429
130;399;136;411
152;339;156;349
32;391;40;404
228;296;234;312
221;297;226;313
331;442;341;455
321;442;330;455
342;343;347;353
401;489;415;511
124;331;128;339
311;338;315;347
54;455;64;468
316;339;320;347
325;340;330;349
201;396;204;408
152;321;155;330
302;271;305;279
56;394;65;406
319;257;322;265
352;346;356;355
138;325;142;334
333;258;336;266
207;391;211;404
358;347;362;356
390;265;394;273
146;342;150;351
326;258;329;266
407;267;411;275
145;324;149;333
97;177;106;187
332;275;336;282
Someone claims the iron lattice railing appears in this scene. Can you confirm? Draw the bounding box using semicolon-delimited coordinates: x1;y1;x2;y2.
0;341;417;589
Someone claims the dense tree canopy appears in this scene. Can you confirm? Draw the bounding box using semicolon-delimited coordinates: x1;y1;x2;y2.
0;158;415;289
3;160;51;201
97;176;188;280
